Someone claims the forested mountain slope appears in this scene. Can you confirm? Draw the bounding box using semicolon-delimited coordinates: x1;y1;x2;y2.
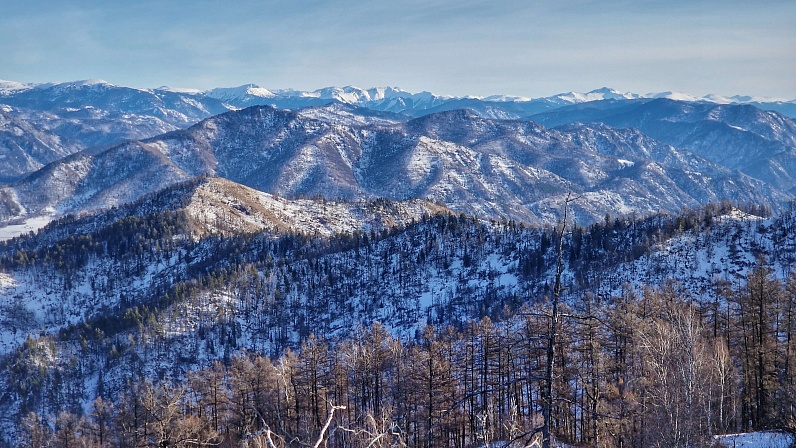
2;197;796;446
0;176;449;353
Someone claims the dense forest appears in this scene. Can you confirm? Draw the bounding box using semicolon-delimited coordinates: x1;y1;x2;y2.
2;195;796;447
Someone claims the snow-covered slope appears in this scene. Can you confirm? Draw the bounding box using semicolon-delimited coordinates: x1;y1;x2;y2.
1;78;794;228
0;187;793;442
0;141;192;224
0;80;34;95
296;102;406;126
530;98;796;192
179;176;451;238
0;80;229;127
0;200;789;404
2;78;794;182
0;80;232;178
0;176;451;354
0;105;787;229
202;83;450;115
205;84;275;105
0;106;82;180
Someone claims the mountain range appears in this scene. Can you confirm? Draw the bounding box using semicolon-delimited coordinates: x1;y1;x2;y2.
0;103;790;230
0;78;792;181
529;98;796;192
2;78;796;444
1;77;795;231
201;83;796;119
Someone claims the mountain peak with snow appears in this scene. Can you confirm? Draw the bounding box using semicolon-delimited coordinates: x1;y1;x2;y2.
549;87;643;104
205;84;275;102
37;79;115;90
309;85;442;104
480;94;533;102
72;79;113;86
0;79;34;95
155;86;203;94
650;91;700;102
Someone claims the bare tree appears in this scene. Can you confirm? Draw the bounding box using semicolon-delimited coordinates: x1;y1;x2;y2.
19;411;52;448
541;193;575;448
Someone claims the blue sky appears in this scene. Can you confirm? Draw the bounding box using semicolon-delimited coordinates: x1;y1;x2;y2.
1;0;794;98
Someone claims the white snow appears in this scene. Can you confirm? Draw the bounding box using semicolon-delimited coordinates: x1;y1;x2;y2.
34;79;114;91
155;86;203;94
705;94;792;104
6;76;793;114
0;79;34;95
651;91;700;102
478;94;532;102
180;177;446;238
713;432;794;448
551;87;642;104
579;191;636;216
617;158;635;167
296;103;401;126
588;207;782;302
205;84;275;101
69;79;112;87
0;215;54;241
719;207;765;222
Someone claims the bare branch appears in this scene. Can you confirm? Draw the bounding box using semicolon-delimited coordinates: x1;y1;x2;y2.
313;403;346;448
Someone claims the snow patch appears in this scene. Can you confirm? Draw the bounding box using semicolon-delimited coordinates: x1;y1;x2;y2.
0;79;34;95
0;215;54;241
617;158;635;168
713;432;794;448
651;91;700;102
155;86;202;94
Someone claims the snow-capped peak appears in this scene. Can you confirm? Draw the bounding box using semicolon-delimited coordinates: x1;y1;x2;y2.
552;87;642;104
651;91;700;102
155;86;203;94
314;86;369;103
705;93;793;104
363;86;411;101
71;79;112;87
312;86;417;103
246;85;449;110
32;79;115;92
0;79;34;95
205;84;275;102
589;87;641;99
480;94;533;102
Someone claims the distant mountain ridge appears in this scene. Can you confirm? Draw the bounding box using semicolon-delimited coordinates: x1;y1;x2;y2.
4;79;794;118
529;98;796;192
0;79;231;180
1;78;796;232
198;83;796;119
0;105;81;180
0;104;787;229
